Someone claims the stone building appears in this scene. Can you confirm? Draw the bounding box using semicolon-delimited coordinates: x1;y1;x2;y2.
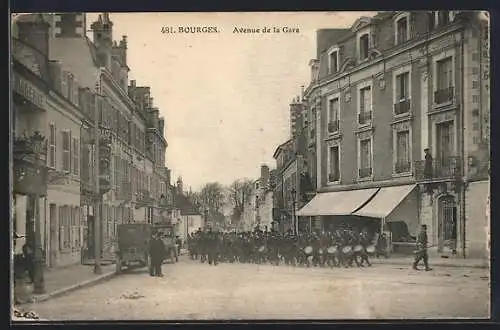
11;13;172;267
298;11;489;259
12;14;87;267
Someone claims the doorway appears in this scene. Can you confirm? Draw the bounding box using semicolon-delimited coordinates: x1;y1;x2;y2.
437;195;457;253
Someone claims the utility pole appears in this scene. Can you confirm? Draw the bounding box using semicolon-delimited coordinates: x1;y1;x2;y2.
93;89;102;275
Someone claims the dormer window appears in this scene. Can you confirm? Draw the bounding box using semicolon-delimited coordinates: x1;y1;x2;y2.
359;34;369;60
395;13;411;45
327;47;339;74
435;11;450;27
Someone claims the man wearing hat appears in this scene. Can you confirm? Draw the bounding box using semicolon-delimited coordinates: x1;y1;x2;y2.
413;224;432;271
423;148;433;178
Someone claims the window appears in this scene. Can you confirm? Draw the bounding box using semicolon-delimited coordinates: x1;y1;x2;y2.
395;71;411;115
328;146;340;183
49;124;56;168
395;130;411;174
359;34;369;60
359;138;372;178
328;49;339;74
358;86;372;124
61;71;68;97
435;57;454;104
59;205;71;250
62;131;71;172
72;138;79;175
436;121;454;163
396;16;409;44
328;97;340;133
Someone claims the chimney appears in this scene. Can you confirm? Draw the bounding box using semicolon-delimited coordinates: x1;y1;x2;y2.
130;80;136;87
159;118;165;134
260;165;270;187
16;14;51;58
176;177;183;195
300;86;305;101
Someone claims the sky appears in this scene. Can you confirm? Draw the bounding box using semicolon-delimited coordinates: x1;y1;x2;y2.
85;12;376;191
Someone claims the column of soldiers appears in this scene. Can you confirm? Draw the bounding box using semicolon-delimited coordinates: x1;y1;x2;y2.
186;226;389;268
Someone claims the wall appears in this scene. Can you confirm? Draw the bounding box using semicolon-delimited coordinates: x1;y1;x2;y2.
465;180;489;258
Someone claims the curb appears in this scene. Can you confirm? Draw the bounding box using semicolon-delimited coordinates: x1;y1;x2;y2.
372;259;488;269
28;271;116;304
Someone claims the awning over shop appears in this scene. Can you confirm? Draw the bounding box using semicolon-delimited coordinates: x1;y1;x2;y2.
352;184;416;218
296;188;379;217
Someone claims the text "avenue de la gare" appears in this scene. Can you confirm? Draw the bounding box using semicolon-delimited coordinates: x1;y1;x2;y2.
233;26;300;34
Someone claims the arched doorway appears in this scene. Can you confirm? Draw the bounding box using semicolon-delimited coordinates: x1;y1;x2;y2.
437;195;457;253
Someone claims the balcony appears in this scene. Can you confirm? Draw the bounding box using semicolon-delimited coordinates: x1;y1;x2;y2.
136;189;154;205
358;111;372;125
328;120;339;134
395;161;411;174
434;87;454;105
358;167;372;178
394;99;411;115
414;156;461;182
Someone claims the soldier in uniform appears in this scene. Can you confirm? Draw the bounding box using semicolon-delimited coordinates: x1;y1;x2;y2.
413;224;432;271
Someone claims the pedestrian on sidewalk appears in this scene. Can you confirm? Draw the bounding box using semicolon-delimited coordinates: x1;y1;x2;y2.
149;233;165;277
22;241;35;284
412;225;432;271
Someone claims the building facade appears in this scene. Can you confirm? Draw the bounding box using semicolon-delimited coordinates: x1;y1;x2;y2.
11;13;173;268
12;15;88;267
298;11;489;259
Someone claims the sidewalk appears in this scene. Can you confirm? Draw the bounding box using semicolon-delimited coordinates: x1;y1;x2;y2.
371;255;489;269
15;263;116;305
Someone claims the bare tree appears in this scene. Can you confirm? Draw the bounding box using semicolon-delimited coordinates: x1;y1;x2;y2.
227;179;254;223
199;182;226;214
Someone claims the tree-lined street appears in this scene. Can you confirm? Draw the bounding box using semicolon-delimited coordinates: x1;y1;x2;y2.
23;257;489;320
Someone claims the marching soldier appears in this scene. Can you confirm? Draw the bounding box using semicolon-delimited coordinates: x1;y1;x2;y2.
413;224;432;271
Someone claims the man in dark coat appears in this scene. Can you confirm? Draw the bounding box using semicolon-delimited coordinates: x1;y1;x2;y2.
413;225;432;271
149;233;166;276
22;241;35;283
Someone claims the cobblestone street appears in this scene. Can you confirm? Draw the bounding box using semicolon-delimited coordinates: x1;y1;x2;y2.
22;256;490;320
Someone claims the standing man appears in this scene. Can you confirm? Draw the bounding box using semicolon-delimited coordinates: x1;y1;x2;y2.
149;233;166;277
413;225;432;271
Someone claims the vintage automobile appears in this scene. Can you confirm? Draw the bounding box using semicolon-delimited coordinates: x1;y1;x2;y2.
115;223;152;273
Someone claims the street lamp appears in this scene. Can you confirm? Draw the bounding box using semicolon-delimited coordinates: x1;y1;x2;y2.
291;188;297;236
31;131;47;294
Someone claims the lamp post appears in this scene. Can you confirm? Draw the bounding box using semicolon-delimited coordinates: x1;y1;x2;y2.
30;131;47;294
291;188;297;236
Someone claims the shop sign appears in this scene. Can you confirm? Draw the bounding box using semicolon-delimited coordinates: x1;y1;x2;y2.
12;72;46;109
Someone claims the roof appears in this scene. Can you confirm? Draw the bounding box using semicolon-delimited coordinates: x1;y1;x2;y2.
272;139;292;159
174;192;201;216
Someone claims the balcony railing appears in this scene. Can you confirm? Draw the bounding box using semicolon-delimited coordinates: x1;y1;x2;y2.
395;161;411;174
358;167;372;178
434;86;454;105
358;111;373;125
328;120;339;133
394;99;411;115
328;173;340;182
414;156;461;181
